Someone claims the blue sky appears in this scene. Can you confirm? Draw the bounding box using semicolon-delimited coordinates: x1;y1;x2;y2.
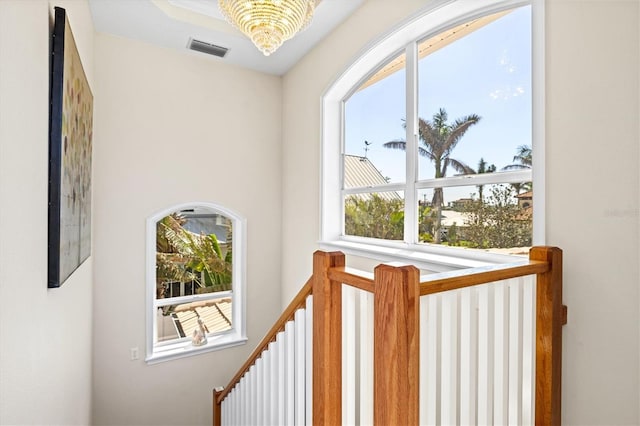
344;5;531;202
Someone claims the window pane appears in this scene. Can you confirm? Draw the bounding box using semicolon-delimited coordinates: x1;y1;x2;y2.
157;297;233;343
417;6;532;182
344;52;406;187
344;191;405;240
155;209;232;300
418;183;532;252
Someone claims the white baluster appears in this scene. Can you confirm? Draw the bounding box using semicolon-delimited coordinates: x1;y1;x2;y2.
248;374;254;426
230;382;236;426
305;296;313;426
460;286;478;425
261;345;272;426
221;393;227;425
258;352;266;424
424;294;441;426
276;331;285;425
284;320;295;425
360;290;374;425
269;339;278;425
441;290;459;425
238;376;245;426
342;285;356;426
294;307;306;425
494;280;510;425
521;276;536;425
508;278;524;425
477;284;494;425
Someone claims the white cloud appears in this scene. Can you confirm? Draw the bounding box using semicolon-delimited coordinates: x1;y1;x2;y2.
489;85;525;100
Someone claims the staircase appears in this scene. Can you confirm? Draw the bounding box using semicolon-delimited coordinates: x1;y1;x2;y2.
213;247;565;425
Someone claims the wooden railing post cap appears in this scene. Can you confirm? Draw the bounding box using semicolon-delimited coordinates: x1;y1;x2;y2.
374;262;419;274
213;387;224;405
529;246;563;258
313;250;346;269
313;249;345;257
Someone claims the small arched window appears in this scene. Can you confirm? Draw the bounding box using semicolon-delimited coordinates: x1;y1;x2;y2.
146;202;246;363
322;0;543;270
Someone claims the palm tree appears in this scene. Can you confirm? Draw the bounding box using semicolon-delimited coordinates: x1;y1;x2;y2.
384;108;481;243
503;144;532;170
502;144;532;194
474;157;496;202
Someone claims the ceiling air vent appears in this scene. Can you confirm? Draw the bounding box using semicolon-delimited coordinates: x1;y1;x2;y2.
187;38;228;58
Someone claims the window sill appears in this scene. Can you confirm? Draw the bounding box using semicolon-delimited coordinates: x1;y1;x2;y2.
146;333;247;365
319;238;526;273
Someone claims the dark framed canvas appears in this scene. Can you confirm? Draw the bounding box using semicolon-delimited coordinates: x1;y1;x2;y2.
48;7;93;288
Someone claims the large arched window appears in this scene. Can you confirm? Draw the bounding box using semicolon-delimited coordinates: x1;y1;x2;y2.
322;0;543;271
146;202;247;363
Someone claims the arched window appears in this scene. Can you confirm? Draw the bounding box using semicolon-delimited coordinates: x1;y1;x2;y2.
322;0;543;270
146;202;247;363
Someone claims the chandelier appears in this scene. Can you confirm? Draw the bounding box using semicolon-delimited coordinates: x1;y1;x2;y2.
218;0;316;56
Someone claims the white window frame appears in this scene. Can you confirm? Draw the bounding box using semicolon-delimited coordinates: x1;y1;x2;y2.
320;0;545;272
145;201;247;364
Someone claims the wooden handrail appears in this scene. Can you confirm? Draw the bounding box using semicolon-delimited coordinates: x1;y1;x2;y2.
328;266;374;293
215;277;313;403
328;258;547;296
420;259;549;295
330;260;548;296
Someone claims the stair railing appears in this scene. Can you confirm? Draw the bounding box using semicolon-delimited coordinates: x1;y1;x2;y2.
214;246;564;425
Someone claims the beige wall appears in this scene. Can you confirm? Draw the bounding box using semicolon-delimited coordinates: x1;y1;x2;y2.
91;34;283;425
0;1;94;424
545;1;639;424
282;0;640;424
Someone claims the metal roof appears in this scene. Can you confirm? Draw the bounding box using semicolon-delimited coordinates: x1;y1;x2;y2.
343;155;401;201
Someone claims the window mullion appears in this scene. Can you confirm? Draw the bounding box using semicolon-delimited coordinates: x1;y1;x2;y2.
404;41;418;245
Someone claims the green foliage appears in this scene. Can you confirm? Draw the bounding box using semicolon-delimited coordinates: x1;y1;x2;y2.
344;195;404;240
344;196;446;243
446;222;460;246
156;213;232;298
462;185;532;249
418;204;435;243
419;233;434;243
343;186;531;250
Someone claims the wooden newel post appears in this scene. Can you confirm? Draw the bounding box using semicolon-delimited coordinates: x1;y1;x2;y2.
531;246;564;426
373;263;420;425
312;250;345;425
213;389;222;426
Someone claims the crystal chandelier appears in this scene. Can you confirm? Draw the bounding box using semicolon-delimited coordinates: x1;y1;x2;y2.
218;0;316;56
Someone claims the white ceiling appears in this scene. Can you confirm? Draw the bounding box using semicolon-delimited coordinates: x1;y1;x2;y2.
88;0;364;75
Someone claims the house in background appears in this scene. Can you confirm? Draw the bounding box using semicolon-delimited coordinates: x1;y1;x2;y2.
0;1;638;425
517;190;533;209
450;197;474;210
